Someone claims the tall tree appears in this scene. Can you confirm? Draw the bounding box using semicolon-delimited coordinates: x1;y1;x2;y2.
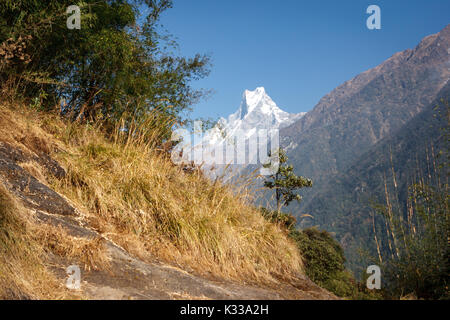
0;0;210;141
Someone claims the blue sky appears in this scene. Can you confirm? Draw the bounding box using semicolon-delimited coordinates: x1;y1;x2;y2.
157;0;450;120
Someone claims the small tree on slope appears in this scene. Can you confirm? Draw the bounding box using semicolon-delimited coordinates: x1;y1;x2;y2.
263;148;312;213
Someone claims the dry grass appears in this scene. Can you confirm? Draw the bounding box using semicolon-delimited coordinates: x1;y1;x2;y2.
0;102;303;288
32;223;111;273
0;103;62;157
18;161;48;184
0;183;75;299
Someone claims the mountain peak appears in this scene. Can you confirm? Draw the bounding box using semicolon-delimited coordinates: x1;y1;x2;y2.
195;87;305;174
244;86;266;99
201;87;305;147
222;87;305;133
239;87;278;119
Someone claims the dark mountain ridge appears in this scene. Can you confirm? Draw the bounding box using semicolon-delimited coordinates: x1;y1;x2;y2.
282;25;449;188
278;25;450;271
304;82;449;271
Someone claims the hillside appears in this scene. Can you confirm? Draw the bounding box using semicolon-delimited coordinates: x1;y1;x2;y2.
304;83;449;271
282;25;449;198
278;25;449;270
2;0;447;301
0;103;335;300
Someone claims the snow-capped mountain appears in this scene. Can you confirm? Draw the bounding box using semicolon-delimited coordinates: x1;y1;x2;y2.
189;87;305;173
205;87;304;144
223;87;305;133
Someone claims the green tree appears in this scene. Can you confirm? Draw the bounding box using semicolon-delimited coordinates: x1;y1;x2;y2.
263;148;312;212
0;0;210;142
289;228;361;297
260;150;380;299
259;208;380;299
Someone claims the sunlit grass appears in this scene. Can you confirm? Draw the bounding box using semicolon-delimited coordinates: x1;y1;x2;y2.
0;102;303;289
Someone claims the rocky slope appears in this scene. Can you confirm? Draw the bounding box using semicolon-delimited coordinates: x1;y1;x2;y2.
0;106;335;300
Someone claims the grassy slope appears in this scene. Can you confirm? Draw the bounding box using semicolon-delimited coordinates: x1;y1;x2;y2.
0;103;303;296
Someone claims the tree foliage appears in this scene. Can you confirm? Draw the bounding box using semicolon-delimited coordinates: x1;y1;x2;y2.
0;0;210;141
291;228;346;283
259;206;379;299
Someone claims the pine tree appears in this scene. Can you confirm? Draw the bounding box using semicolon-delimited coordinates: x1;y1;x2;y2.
263;148;312;212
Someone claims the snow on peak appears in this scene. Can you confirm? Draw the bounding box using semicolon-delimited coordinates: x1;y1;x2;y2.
239;87;275;118
243;86;267;105
198;87;305;151
232;87;304;129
